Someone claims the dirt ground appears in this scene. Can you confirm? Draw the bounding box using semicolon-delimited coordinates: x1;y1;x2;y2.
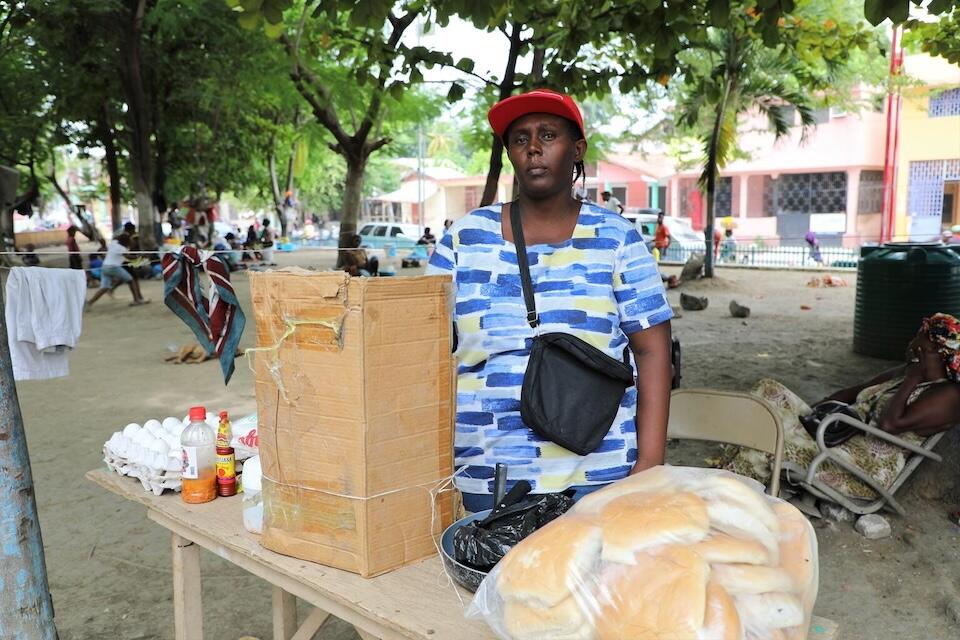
9;249;960;639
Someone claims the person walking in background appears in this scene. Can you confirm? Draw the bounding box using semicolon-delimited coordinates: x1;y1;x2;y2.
601;190;624;214
720;228;737;263
654;210;671;261
259;218;276;266
805;231;824;266
85;234;149;310
66;226;83;271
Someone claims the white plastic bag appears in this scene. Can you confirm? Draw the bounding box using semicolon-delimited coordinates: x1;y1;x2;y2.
467;466;818;640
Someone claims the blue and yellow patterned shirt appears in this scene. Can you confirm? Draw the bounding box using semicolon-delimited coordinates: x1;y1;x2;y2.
426;202;673;495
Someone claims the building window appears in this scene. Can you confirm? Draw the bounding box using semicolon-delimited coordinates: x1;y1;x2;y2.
811;107;831;124
929;88;960;118
464;185;480;212
858;170;884;215
777;172;847;214
715;177;733;217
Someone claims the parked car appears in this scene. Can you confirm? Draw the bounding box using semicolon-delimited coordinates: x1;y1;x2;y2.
358;222;421;250
633;212;706;261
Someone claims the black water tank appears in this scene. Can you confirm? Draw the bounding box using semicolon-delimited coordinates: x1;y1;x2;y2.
854;243;960;360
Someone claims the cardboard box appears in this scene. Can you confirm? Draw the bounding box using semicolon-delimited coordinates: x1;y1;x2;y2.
250;269;455;577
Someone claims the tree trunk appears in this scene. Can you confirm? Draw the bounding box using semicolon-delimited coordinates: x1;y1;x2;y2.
280;139;296;239
480;23;523;207
702;76;734;279
98;109;123;231
47;163;99;242
337;150;367;268
117;0;157;250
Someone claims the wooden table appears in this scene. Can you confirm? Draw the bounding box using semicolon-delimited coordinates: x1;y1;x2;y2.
88;469;840;640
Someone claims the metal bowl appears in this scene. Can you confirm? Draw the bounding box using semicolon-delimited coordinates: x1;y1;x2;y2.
440;510;491;593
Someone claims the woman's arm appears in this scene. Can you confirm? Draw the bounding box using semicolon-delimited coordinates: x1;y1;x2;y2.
822;365;906;404
628;321;673;474
877;368;960;435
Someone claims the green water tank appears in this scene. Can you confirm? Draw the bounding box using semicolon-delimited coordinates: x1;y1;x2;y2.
854;243;960;360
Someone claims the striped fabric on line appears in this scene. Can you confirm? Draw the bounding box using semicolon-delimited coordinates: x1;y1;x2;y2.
162;246;246;384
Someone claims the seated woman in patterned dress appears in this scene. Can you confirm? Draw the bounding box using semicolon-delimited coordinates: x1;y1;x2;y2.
720;313;960;500
426;90;674;513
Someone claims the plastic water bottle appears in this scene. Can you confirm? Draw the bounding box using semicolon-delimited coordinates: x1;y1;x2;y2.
180;406;217;503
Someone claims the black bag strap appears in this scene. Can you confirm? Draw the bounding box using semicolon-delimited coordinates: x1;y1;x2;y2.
509;200;540;329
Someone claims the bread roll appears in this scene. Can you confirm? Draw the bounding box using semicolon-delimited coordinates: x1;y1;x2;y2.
698;582;743;640
691;533;771;565
496;516;602;608
772;502;818;599
736;593;804;632
600;491;710;564
712;564;796;595
573;465;677;515
595;547;709;640
694;475;779;533
504;597;594;640
705;500;779;564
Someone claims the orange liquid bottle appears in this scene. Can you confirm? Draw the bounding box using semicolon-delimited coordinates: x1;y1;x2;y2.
180;406;217;504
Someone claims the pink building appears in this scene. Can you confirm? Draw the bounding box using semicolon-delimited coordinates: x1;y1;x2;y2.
583;154;673;212
666;106;888;247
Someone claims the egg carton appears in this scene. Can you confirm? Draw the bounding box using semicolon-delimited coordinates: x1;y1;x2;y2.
103;448;182;496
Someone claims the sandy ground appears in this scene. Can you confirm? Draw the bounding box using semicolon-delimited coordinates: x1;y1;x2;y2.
8;248;959;639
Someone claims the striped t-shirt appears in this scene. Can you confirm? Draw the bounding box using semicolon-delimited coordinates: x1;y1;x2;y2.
426;202;673;495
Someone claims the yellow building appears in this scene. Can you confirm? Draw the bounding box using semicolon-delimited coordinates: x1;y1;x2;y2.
895;53;960;240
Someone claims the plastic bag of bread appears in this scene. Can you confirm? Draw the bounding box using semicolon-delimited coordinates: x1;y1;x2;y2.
466;466;818;640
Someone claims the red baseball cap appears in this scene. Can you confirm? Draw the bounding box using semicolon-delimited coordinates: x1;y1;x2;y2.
487;89;585;140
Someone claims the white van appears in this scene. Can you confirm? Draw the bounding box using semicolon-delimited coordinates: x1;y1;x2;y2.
357;222;421;250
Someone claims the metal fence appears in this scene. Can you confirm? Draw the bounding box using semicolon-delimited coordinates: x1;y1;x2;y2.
659;244;861;270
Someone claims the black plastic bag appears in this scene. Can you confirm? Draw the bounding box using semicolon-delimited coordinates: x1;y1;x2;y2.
453;491;576;572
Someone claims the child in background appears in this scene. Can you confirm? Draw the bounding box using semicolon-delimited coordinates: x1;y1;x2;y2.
721;228;737;263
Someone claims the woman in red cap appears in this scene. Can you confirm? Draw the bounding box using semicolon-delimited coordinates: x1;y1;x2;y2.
427;90;674;513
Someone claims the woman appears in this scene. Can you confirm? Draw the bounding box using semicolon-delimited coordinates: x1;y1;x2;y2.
426;90;674;512
722;313;960;499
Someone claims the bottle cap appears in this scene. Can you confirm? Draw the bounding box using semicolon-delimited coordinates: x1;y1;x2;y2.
219;410;229;421
188;406;206;422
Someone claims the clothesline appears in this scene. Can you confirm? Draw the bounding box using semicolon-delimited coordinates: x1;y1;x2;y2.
0;246;395;256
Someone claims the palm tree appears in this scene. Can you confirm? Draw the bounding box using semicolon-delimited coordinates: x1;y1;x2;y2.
677;27;817;277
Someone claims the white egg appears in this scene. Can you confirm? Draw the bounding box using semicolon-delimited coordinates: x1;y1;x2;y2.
144;423;164;438
150;439;170;455
144;418;163;432
182;414;191;425
153;453;167;470
135;430;154;447
162;417;182;431
122;423;141;439
168;446;182;458
165;457;181;472
161;434;180;449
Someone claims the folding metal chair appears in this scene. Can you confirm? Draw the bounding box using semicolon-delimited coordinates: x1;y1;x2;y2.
668;388;784;495
794;412;945;517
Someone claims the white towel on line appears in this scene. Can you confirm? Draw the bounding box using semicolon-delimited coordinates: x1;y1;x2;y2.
4;267;86;381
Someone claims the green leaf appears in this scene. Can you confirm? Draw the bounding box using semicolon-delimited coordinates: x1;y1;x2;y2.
262;4;284;24
240;0;263;10
293;140;308;178
863;0;888;25
225;0;243;8
708;0;730;28
455;57;475;74
447;83;465;103
927;0;952;14
263;20;284;38
237;11;261;30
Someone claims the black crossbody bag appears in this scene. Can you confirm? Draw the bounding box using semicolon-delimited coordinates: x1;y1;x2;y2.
510;201;636;456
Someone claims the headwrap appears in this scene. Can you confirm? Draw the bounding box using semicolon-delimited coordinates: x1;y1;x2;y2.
921;313;960;383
